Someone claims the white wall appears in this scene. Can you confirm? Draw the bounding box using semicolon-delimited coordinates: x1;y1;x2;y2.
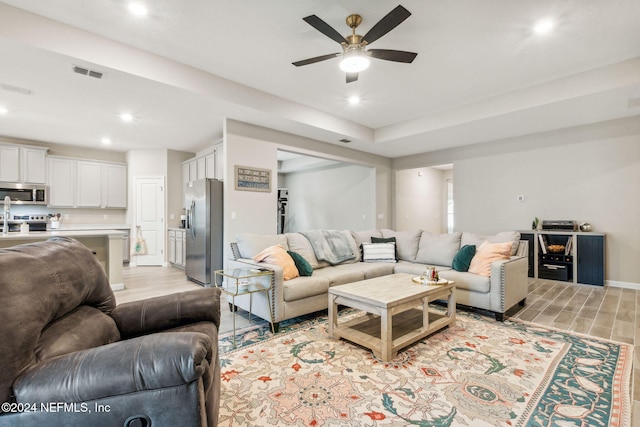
393;116;640;285
283;163;375;232
395;167;445;232
223;119;393;263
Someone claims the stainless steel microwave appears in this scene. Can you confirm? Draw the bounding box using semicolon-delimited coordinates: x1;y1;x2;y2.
0;183;48;205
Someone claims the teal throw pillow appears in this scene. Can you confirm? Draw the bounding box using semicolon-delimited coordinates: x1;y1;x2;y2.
452;245;476;272
371;236;398;260
287;251;313;276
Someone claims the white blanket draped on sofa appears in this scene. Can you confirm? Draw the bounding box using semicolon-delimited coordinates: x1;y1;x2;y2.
299;230;356;265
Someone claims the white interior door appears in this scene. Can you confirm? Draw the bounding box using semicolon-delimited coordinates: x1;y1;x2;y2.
134;176;165;266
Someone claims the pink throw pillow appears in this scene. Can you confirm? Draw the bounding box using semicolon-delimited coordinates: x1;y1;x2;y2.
468;240;513;277
253;244;299;280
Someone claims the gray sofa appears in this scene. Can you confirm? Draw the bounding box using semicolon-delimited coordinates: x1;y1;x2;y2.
228;229;528;329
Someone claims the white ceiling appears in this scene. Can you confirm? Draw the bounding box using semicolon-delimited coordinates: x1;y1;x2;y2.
1;1;640;158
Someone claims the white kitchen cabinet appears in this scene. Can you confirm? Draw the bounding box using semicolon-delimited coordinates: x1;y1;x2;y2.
0;145;20;182
102;163;127;208
168;228;186;269
196;157;206;180
214;143;224;180
48;156;127;209
205;153;215;179
21;147;47;183
77;161;102;207
188;160;198;182
0;143;48;183
48;157;76;207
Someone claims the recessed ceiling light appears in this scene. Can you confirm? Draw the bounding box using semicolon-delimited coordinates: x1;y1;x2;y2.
534;19;554;34
0;107;8;115
101;137;112;145
348;96;360;105
128;3;148;16
120;113;134;122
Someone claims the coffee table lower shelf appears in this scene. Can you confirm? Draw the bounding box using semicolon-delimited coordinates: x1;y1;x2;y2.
334;308;453;360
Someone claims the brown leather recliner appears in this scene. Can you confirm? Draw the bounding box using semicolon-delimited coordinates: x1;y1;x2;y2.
0;237;221;427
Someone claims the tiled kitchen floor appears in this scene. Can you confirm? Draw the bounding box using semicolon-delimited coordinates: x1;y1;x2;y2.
118;266;638;425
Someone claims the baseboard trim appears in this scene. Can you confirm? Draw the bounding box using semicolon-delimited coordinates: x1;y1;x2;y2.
111;282;125;291
606;280;640;290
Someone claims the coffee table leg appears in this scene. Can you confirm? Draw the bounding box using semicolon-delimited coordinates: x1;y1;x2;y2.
328;294;337;338
447;287;456;320
381;308;393;361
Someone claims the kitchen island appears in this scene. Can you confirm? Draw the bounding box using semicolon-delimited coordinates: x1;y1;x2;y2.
0;230;125;290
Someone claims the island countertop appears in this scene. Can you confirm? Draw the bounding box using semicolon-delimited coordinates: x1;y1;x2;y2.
0;229;126;241
0;230;126;290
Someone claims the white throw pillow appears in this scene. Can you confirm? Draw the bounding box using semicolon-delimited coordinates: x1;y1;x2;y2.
362;242;397;263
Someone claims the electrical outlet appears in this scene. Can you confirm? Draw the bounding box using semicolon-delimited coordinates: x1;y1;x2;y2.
63;214;70;220
103;214;109;220
516;195;525;202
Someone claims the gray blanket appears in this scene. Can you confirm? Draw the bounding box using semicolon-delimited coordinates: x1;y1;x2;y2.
300;230;356;265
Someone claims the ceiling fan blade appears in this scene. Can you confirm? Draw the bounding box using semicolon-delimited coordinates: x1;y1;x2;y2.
303;15;348;45
362;5;411;45
292;53;341;67
346;72;359;83
368;49;417;63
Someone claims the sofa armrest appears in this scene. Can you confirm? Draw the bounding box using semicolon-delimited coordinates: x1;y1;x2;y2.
13;332;212;403
489;255;528;314
112;287;220;338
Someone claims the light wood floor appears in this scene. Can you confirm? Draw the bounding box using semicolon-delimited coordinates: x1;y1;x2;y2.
118;265;638;424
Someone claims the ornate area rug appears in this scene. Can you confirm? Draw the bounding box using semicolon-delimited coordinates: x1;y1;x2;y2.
218;311;632;426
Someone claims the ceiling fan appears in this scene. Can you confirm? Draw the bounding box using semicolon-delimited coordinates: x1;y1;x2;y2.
292;5;417;83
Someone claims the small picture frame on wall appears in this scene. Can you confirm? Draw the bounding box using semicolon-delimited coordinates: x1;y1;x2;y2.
234;165;271;192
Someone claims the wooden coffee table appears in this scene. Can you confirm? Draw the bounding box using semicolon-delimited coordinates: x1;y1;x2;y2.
328;273;455;361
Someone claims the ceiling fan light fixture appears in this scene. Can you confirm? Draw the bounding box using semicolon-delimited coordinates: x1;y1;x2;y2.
339;50;369;73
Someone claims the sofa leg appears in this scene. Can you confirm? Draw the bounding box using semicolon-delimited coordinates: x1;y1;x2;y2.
518;298;526;307
228;302;238;312
494;312;504;322
272;322;280;333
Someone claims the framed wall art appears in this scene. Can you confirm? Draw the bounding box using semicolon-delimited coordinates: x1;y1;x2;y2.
234;165;271;192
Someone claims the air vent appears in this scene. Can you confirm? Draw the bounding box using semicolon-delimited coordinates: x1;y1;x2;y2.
339;138;351;143
0;83;33;95
73;65;104;79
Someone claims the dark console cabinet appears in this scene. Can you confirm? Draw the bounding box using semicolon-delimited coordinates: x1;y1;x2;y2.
520;231;605;286
577;234;605;286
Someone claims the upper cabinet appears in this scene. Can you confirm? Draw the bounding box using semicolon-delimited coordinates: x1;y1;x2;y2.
48;156;127;209
182;143;224;184
0;142;48;184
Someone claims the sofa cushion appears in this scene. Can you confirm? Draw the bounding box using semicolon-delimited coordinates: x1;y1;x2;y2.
393;261;452;276
468;241;513;277
313;264;365;287
282;276;331;302
286;233;326;268
438;270;491;293
362;242;397;263
287;251;313;276
380;229;422;262
415;232;462;267
452;245;476;272
351;229;383;260
461;231;520;256
359;262;397;279
253;245;299;280
236;233;288;259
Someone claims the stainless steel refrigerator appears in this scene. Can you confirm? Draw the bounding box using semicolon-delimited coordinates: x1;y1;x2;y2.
185;178;223;286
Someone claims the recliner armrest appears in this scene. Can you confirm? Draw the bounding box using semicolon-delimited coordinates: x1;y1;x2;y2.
13;332;212;403
112;287;220;338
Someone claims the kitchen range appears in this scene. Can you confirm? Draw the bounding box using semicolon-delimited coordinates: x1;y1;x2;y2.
0;213;48;233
